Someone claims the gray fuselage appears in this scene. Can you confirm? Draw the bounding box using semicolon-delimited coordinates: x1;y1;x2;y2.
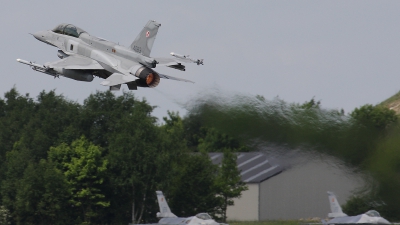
33;26;156;76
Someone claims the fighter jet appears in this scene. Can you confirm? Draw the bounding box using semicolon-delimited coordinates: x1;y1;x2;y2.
323;191;390;224
156;191;222;225
17;20;203;90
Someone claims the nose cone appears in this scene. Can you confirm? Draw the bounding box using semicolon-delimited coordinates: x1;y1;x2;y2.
31;31;47;42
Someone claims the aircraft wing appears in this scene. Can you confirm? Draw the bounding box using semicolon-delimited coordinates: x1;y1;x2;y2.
158;73;194;83
45;55;104;70
155;57;186;71
155;57;184;65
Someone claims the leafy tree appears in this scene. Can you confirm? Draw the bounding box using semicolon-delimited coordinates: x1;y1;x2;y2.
15;160;70;225
0;88;80;222
300;97;321;109
168;152;220;217
255;95;266;102
16;90;81;161
162;111;186;143
182;112;249;153
106;98;162;224
166;113;250;221
214;149;247;222
1;140;34;222
350;104;397;130
341;194;398;219
0;88;35;200
181;113;205;150
198;127;248;153
342;195;372;216
0;88;35;155
0;88;253;224
49;137;109;224
79;91;148;147
159;112;190;189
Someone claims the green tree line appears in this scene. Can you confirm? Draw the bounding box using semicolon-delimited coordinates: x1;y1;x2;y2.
3;87;398;224
0;88;247;225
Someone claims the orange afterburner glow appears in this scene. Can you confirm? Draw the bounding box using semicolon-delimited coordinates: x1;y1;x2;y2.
146;73;154;85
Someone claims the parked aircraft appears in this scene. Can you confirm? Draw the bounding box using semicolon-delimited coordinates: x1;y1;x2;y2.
17;20;203;90
156;191;221;225
323;191;390;224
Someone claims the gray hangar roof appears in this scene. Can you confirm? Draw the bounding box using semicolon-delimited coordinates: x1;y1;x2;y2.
208;152;282;183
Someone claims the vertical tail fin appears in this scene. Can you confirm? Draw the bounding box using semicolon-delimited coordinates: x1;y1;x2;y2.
130;20;161;57
156;191;177;218
327;191;348;218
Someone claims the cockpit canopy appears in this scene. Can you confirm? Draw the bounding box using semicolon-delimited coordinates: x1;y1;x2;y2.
365;210;381;217
195;213;212;220
52;24;86;38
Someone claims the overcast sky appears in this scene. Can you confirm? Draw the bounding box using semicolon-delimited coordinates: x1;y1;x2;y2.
3;1;400;119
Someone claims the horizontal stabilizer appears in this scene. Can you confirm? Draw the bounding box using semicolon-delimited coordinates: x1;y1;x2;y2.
100;73;136;86
158;73;194;83
167;64;185;71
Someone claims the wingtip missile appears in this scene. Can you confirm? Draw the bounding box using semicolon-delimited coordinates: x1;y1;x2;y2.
170;52;204;65
170;52;187;59
16;58;36;66
16;58;58;77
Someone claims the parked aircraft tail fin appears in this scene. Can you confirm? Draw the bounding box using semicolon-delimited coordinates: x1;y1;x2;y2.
156;191;177;218
327;191;348;218
130;20;161;57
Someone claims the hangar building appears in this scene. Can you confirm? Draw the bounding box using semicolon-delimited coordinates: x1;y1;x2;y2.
208;152;365;221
